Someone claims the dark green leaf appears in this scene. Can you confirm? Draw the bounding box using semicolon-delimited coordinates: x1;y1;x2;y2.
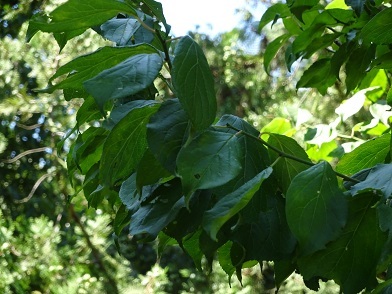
136;149;171;191
361;8;392;45
164;190;212;243
129;179;185;238
72;127;107;174
147;99;189;173
84;53;163;109
274;260;296;288
141;0;170;32
101;12;154;46
176;130;244;204
113;204;131;236
232;195;297;262
345;44;376;93
76;96;102;126
258;3;291;31
27;0;136;39
46;45;158;94
107;100;157;128
182;230;204;270
298;193;387;294
264;34;290;73
349;164;392;199
203;167;273;241
296;58;335;94
336;134;391;175
286;161;348;255
119;174;139;213
172;36;217;130
345;0;366;15
100;103;160;187
267;134;312;194
218;241;235;284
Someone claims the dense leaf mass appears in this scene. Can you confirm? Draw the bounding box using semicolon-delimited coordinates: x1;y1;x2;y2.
28;0;392;293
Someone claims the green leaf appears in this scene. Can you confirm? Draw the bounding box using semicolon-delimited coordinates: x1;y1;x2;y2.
203;167;273;241
76;96;102;126
141;0;170;32
345;45;376;93
231;195;297;262
46;45;158;94
298;193;387;294
258;3;291;31
100;103;160;187
218;241;235;284
136;149;171;191
101;17;145;46
336;133;391;175
361;8;392;45
164;190;212;242
267;134;312;194
349;164;392;199
107;100;157;128
296;58;335;94
264;34;290;73
129;179;185;238
176;130;244;204
119;174;139;213
182;230;204;270
147;99;190;173
113;204;131;236
213;115;271;195
261;117;293;141
27;0;136;40
172;36;217;130
286;161;348;255
84;53;163;109
72;127;107;174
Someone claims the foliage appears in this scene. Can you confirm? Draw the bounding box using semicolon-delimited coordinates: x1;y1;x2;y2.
27;0;392;293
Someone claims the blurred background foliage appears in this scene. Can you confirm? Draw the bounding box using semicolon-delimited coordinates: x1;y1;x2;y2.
1;0;389;293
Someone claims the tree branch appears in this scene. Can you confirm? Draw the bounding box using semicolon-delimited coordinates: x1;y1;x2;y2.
223;124;360;183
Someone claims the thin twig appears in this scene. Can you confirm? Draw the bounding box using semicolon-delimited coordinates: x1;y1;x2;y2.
16;123;43;130
14;173;53;204
223;124;360;183
2;147;49;163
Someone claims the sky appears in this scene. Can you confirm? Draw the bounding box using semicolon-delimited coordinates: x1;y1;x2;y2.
159;0;244;37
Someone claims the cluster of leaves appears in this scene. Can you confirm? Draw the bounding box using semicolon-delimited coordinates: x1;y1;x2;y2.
28;0;392;293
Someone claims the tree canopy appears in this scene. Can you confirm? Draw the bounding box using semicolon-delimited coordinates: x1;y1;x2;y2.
16;0;392;293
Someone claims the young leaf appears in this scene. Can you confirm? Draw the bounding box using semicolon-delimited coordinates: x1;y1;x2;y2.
147;99;190;173
336;133;391;175
27;0;137;40
172;36;217;131
76;96;102;126
202;167;273;241
176;130;243;204
100;103;160;187
298;193;387;294
286;161;348;255
267;134;312;193
84;53;163;109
